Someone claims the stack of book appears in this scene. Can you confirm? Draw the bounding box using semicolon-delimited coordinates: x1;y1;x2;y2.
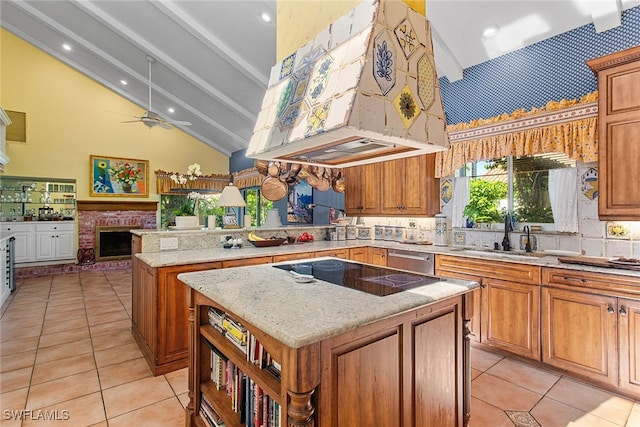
200;393;225;427
208;307;248;354
246;332;281;379
244;377;282;427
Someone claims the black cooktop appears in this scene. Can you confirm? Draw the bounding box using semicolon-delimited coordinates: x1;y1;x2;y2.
274;259;443;296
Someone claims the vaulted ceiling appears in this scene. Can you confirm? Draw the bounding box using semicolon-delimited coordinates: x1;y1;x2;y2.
2;0;638;157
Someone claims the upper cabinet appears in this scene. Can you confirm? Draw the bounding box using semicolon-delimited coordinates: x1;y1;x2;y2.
588;46;640;220
345;154;440;217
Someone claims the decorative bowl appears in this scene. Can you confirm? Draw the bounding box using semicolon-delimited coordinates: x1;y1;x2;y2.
248;238;287;247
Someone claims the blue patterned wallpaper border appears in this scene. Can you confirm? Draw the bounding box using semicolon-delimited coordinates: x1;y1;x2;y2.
440;6;640;125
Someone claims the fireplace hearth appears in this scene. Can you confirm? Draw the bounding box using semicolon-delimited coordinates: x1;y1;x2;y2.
95;225;142;261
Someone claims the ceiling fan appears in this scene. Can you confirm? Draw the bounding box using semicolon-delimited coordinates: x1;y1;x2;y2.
118;56;191;130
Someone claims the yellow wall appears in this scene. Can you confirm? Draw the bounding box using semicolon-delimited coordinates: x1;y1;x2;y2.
0;29;229;201
276;0;426;61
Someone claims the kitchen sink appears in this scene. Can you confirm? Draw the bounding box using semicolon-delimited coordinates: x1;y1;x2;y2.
451;247;547;261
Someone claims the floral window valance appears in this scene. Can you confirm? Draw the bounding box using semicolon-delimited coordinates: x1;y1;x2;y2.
155;170;231;195
435;92;599;178
232;167;264;189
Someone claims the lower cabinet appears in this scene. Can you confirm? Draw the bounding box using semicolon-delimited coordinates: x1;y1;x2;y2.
348;247;387;266
3;223;35;263
619;297;640;395
542;268;640;398
132;260;222;375
314;248;348;259
541;286;617;386
482;278;540;360
35;223;75;261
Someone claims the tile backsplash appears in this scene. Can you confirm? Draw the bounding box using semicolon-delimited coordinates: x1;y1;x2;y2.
357;162;640;259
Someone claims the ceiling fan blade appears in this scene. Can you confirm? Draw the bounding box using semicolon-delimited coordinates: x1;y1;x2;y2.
157;122;173;130
165;120;192;126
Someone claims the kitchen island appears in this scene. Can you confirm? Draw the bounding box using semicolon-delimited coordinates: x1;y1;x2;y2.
178;258;479;427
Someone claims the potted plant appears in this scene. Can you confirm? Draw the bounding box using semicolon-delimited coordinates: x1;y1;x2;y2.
170;163;202;227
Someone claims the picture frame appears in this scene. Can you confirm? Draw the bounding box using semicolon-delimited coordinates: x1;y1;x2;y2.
90;155;149;197
287;180;312;223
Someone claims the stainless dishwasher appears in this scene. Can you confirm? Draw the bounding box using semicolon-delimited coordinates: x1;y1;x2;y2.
386;249;435;275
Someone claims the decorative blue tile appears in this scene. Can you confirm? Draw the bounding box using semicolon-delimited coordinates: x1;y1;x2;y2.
307;55;333;104
294;46;327;79
280;53;296;80
373;30;395;96
279;102;302;131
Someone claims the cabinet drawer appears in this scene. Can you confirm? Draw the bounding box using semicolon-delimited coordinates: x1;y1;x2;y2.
222;256;272;268
542;267;640;298
35;222;75;232
314;249;348;259
436;255;540;285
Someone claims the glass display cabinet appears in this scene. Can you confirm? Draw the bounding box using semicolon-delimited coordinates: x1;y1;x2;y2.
0;176;76;221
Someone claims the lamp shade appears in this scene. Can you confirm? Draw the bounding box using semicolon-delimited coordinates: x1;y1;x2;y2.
216;183;246;207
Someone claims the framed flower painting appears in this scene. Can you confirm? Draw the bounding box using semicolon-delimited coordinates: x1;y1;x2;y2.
90;155;149;197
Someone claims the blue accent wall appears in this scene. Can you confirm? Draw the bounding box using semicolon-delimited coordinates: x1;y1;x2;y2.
440;6;640;124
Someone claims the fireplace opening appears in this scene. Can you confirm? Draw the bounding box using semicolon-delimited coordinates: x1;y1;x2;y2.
95;225;142;261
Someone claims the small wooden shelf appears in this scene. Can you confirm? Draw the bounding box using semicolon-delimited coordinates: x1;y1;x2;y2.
200;380;243;427
200;324;282;402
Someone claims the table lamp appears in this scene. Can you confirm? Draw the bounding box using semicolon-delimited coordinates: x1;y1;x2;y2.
216;183;246;228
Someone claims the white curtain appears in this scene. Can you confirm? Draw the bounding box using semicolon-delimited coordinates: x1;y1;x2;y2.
548;168;578;233
451;177;470;229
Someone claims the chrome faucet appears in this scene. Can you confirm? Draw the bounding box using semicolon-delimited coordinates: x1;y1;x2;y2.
523;225;532;252
502;213;512;251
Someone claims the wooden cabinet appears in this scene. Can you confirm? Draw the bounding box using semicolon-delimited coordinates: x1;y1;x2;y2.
381;154;440;216
344;162;381;215
222;256;272;268
272;252;311;263
436;255;540;359
541;267;640;396
541;286;617;386
188;286;471;427
366;247;387;266
587;46;640;220
482;278;540;359
619;297;640;395
314;248;348;259
347;247;386;265
132;260;222;375
345;154;439;217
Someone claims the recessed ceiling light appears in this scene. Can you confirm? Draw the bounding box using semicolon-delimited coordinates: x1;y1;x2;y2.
168;107;175;113
482;24;500;38
260;11;272;23
120;79;128;85
62;43;72;51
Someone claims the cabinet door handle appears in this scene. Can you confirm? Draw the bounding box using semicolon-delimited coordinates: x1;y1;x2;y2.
563;276;587;283
607;306;615;314
620;307;627;316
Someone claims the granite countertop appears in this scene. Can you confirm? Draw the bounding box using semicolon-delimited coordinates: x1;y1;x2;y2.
137;239;640;279
178;257;479;349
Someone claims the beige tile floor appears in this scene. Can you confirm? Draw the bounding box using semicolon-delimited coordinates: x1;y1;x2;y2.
1;269;639;426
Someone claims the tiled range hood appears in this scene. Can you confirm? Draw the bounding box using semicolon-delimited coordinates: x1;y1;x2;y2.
247;0;450;168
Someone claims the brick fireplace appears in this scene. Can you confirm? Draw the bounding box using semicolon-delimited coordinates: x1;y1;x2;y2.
15;201;157;278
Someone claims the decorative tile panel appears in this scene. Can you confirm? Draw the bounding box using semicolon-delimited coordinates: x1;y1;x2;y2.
276;80;294;118
305;101;332;137
393;85;419;128
440;178;453;204
606;222;630;239
290;73;311;105
307;55;333;105
417;53;435;109
373;30;396;95
294;46;326;79
279;102;302;131
581;167;598;200
279;53;296;80
394;19;418;59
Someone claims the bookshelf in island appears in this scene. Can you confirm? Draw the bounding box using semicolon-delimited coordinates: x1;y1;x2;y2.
179;259;479;427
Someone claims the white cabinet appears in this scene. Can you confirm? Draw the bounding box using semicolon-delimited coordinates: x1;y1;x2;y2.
2;223;35;263
0;240;7;307
35;223;75;261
